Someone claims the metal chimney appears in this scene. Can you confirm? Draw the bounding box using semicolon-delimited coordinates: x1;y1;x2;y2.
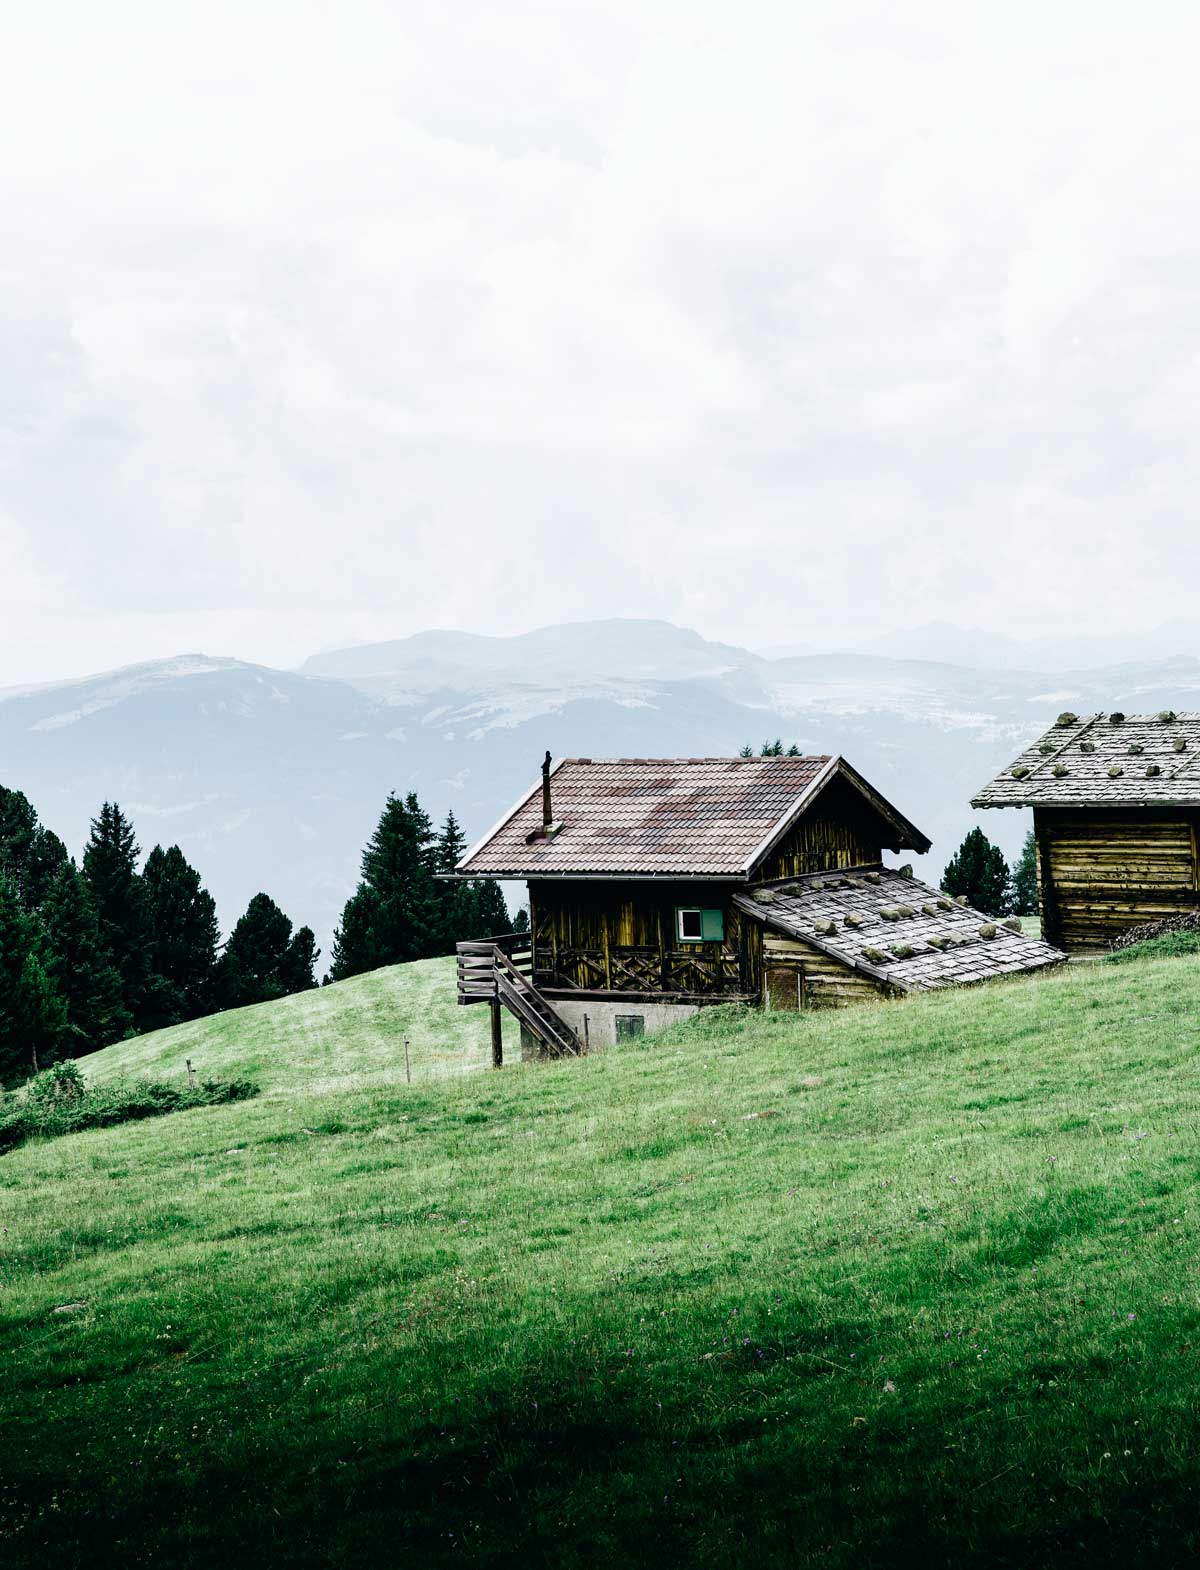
526;752;562;843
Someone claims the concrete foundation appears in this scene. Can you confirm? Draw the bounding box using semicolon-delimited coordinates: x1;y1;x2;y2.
521;998;711;1059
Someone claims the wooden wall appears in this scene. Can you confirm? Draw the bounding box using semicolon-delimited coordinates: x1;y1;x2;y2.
529;881;753;997
1035;807;1200;953
756;776;887;880
762;932;892;1009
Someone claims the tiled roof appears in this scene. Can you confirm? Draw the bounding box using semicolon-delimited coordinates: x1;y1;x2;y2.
972;712;1200;809
456;755;838;878
734;867;1065;993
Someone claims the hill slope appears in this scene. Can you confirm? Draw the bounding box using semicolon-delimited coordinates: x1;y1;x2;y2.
85;956;517;1094
3;957;1200;1567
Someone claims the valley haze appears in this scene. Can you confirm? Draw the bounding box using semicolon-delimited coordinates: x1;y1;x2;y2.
4;617;1200;962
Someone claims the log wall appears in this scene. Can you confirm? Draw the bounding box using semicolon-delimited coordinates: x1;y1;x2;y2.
1035;807;1200;953
762;932;892;1009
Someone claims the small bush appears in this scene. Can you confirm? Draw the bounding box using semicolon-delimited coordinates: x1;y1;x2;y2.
0;1069;259;1155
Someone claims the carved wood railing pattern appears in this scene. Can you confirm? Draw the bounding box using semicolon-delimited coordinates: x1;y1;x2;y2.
537;945;744;995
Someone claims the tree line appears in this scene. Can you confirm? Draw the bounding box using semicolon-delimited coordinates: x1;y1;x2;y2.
327;794;519;982
0;783;518;1083
0;788;318;1084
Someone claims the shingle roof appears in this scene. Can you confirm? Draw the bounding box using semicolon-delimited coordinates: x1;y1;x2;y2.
456;755;926;879
734;868;1065;993
972;712;1200;809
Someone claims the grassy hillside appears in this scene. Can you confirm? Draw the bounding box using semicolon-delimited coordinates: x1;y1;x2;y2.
4;955;1200;1568
85;955;518;1093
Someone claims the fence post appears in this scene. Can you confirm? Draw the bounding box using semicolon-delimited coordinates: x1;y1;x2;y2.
185;1058;196;1089
403;1037;411;1085
490;998;503;1068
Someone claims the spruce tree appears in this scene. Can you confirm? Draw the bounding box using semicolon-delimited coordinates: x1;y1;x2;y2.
41;862;131;1053
82;802;152;1029
329;792;441;981
470;879;511;937
0;873;35;1083
1011;830;1039;917
512;906;530;934
434;809;473;948
941;828;1012;916
142;844;220;1026
328;887;381;982
280;926;320;994
216;893;299;1009
0;785;69;910
18;952;67;1076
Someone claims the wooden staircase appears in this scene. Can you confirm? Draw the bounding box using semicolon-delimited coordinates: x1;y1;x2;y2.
456;934;583;1063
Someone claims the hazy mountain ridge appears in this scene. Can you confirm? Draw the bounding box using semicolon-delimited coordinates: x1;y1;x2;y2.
6;620;1200;965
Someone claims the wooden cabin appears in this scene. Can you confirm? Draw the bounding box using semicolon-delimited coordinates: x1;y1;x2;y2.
452;754;1065;1058
973;710;1200;954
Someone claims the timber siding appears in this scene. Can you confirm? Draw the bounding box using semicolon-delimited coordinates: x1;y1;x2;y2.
757;775;886;879
763;932;891;1009
529;880;753;998
975;712;1200;954
1036;808;1200;952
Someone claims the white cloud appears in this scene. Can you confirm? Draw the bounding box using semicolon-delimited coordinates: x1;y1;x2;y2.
2;0;1200;683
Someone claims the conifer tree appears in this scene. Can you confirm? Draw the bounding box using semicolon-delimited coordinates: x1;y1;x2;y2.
1010;829;1039;917
0;875;68;1082
434;809;475;948
0;874;34;1083
217;893;301;1008
40;862;131;1053
329;792;441;980
82;802;152;1028
328;887;381;982
280;926;320;994
512;906;530;934
0;785;69;910
470;879;511;937
142;844;220;1026
18;952;67;1076
941;828;1012;916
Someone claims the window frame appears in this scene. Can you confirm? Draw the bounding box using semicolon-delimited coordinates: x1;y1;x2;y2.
676;906;724;943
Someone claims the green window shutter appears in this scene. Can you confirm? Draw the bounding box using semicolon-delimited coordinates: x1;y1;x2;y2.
700;908;724;942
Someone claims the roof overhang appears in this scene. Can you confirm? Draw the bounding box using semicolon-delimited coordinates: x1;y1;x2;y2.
743;756;931;873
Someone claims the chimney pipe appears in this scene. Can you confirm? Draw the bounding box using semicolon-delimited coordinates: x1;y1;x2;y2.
526;752;562;844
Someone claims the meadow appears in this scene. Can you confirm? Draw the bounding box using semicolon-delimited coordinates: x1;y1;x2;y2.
3;951;1200;1567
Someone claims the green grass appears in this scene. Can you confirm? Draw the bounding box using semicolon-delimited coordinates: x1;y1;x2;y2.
85;955;519;1093
1106;931;1200;965
4;955;1200;1568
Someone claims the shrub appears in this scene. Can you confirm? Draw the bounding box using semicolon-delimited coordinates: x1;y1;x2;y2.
0;1069;258;1154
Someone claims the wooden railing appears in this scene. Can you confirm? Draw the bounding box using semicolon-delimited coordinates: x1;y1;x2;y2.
535;945;745;996
455;932;581;1061
456;932;531;1004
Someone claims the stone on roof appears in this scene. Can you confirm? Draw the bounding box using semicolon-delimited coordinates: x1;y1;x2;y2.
733;868;1065;993
972;713;1200;809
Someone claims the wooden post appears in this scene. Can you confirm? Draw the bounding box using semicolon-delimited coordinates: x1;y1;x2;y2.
403;1037;411;1084
185;1058;196;1088
490;998;503;1069
583;1013;590;1052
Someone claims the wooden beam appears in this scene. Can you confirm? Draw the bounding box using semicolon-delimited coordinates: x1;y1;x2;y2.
489;998;503;1069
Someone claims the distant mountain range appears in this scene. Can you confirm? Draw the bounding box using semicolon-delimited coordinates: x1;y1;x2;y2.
5;619;1200;967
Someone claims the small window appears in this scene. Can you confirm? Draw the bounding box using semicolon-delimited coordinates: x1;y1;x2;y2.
615;1014;645;1042
677;907;724;942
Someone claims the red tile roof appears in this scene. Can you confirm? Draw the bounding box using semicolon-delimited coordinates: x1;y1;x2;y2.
456;755;925;879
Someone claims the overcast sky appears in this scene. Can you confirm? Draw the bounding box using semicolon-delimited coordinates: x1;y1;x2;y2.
2;0;1199;685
